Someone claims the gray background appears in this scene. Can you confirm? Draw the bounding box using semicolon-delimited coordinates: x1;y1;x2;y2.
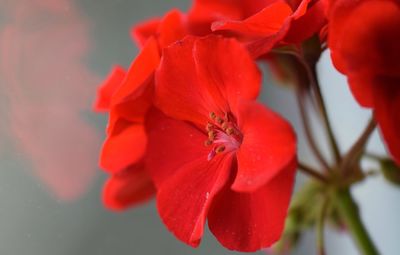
0;0;399;254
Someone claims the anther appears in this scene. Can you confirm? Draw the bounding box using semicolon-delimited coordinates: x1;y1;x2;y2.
204;140;213;146
215;145;226;153
221;122;228;130
208;131;216;140
216;116;224;125
226;127;234;135
209;112;216;119
206;123;213;131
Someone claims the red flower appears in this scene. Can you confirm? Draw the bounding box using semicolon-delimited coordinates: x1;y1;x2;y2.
94;65;153;210
328;0;400;165
94;38;160;209
94;9;190;209
208;0;327;57
146;35;297;251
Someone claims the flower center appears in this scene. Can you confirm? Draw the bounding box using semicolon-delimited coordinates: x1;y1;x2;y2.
204;112;243;161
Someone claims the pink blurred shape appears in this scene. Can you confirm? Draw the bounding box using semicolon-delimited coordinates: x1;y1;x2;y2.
0;0;101;201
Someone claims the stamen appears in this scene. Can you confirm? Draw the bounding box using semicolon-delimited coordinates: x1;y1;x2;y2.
226;127;234;135
208;131;216;140
209;112;216;119
205;111;243;161
216;116;224;125
215;145;225;154
204;140;213;146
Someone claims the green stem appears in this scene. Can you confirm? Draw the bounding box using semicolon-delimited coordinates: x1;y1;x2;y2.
309;64;342;165
333;189;379;255
273;49;341;167
317;198;329;255
341;118;376;178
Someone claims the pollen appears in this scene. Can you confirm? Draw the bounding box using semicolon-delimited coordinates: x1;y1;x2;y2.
204;139;213;146
208;131;216;140
215;145;225;153
209;112;216;119
226;127;234;135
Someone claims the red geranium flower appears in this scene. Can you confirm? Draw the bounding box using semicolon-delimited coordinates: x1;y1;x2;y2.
328;0;400;165
94;56;156;209
94;37;161;209
208;0;327;57
94;10;190;209
146;35;297;251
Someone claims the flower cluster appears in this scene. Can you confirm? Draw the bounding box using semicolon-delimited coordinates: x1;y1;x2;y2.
94;0;399;253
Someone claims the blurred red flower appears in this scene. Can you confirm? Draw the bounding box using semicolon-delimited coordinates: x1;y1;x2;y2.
328;0;400;165
0;0;100;201
146;35;297;252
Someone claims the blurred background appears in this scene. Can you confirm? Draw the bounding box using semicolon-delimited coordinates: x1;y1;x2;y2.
0;0;399;254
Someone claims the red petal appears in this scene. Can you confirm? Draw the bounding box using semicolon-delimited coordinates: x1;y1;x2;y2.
244;0;281;15
290;0;311;20
157;153;234;247
193;36;261;109
284;0;327;44
112;84;154;125
155;35;261;124
156;9;188;48
245;0;312;58
145;108;209;188
232;100;297;192
103;163;156;210
131;10;187;49
374;82;400;165
132;18;161;48
155;36;216;124
188;0;279;35
347;73;375;108
328;0;400;78
246;28;289;58
111;37;160;105
100;121;147;173
94;66;126;112
208;159;296;252
211;2;292;40
187;0;245;35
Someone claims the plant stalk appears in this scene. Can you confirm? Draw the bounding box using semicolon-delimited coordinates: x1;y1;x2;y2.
308;63;342;165
296;90;331;171
317;198;329;255
333;189;379;255
298;162;328;183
